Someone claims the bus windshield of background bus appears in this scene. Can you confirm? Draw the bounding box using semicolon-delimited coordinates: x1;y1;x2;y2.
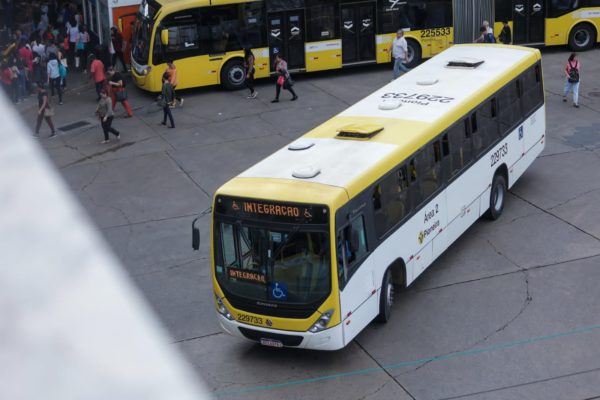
132;18;153;65
215;222;330;305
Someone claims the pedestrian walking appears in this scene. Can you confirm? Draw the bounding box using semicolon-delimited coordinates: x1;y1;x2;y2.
9;57;20;103
563;53;581;108
166;60;183;106
244;48;257;99
107;66;133;117
388;29;410;79
76;25;90;72
18;41;33;95
96;90;120;143
89;54;105;100
46;53;63;104
65;17;79;69
34;84;56;138
498;20;512;44
110;27;126;72
271;53;297;103
159;72;175;128
475;26;496;43
1;61;13;101
483;20;493;36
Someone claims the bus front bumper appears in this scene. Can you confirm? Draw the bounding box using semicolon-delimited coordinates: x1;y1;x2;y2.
217;313;345;351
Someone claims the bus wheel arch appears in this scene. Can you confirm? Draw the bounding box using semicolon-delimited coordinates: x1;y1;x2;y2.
220;58;246;90
568;22;597;51
376;258;405;323
486;165;508;221
405;39;422;69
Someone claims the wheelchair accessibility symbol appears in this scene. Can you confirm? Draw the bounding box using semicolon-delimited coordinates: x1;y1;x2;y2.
270;282;288;301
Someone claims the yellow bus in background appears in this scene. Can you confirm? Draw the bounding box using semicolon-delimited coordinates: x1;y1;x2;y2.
130;0;599;92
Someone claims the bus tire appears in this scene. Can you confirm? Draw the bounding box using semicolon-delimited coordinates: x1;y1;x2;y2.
486;173;507;220
376;269;394;323
568;23;596;51
220;59;246;90
405;39;422;69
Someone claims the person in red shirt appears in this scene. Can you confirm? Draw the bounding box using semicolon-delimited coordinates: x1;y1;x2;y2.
89;54;106;100
18;42;33;95
1;62;13;100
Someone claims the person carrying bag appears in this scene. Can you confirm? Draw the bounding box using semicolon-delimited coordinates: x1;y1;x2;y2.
271;53;298;103
563;53;581;108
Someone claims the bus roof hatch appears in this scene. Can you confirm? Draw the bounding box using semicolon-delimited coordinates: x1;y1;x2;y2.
336;123;384;140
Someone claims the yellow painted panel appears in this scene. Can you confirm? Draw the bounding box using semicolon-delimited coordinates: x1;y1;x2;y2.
546;9;600;46
376;33;393;64
305;40;342;72
252;47;271;79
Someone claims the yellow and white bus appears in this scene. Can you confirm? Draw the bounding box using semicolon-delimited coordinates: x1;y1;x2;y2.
191;44;546;350
131;0;596;93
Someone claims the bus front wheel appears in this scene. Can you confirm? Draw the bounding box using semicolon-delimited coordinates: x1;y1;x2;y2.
405;39;422;69
486;173;507;220
569;23;596;51
376;269;394;323
220;59;246;90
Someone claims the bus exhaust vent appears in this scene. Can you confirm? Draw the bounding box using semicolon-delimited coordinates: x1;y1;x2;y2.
336;123;384;140
288;139;315;151
446;58;484;69
292;166;321;179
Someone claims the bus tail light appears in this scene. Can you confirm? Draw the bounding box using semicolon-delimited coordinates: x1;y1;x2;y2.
309;309;334;333
215;294;234;320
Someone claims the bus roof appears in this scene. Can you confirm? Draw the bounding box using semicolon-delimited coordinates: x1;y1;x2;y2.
221;45;541;206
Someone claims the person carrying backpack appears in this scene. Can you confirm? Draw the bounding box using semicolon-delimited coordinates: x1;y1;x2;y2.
563;53;580;108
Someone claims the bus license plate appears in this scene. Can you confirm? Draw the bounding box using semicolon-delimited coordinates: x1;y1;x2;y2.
260;338;283;348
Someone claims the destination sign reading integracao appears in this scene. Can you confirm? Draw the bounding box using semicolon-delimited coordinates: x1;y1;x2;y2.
215;196;328;224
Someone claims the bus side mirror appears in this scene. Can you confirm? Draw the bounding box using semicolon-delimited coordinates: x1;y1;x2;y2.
192;217;200;251
161;29;169;46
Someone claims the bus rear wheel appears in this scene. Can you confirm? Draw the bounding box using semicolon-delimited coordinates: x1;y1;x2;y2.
376;269;394;323
220;59;246;90
569;23;596;51
486;173;507;220
405;39;422;69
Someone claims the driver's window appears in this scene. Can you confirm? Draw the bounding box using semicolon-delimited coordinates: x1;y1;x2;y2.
220;223;237;267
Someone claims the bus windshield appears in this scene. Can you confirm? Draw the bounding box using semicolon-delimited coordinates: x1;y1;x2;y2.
132;18;153;66
215;221;330;305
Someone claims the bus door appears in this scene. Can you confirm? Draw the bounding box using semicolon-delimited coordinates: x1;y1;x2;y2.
117;11;138;67
340;2;376;64
268;10;306;71
512;0;545;45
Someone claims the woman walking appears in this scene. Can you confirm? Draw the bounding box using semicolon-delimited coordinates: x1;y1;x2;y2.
160;72;175;128
34;84;56;138
563;53;580;108
107;66;133;117
244;48;256;99
271;53;297;103
65;17;79;69
96;89;120;144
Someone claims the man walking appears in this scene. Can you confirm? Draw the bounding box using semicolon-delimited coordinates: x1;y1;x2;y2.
90;54;105;100
389;29;409;79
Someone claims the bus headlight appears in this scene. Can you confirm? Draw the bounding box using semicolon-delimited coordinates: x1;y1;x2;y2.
215;294;234;320
308;309;334;333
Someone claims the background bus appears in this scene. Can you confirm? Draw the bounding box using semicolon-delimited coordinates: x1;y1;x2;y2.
131;0;598;92
192;44;546;350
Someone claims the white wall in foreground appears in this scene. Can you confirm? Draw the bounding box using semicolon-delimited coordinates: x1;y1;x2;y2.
0;94;210;399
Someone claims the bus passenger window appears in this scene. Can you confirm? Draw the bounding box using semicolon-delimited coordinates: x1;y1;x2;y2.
442;134;450;157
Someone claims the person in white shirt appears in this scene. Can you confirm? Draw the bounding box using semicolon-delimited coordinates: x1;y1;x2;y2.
66;18;79;68
46;53;62;104
388;29;410;79
483;20;493;35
